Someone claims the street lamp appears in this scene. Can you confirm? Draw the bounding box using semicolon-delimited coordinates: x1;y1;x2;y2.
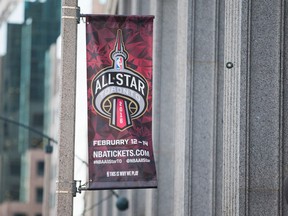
0;115;57;153
0;115;130;212
113;191;129;211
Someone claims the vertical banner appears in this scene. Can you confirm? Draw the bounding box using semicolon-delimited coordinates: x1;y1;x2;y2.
86;15;157;189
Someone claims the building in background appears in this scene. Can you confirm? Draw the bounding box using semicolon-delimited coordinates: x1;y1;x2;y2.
43;40;61;216
0;0;60;215
0;149;45;216
18;0;60;152
0;23;23;203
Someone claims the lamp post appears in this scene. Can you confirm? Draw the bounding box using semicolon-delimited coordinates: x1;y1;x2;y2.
56;0;78;215
0;115;57;152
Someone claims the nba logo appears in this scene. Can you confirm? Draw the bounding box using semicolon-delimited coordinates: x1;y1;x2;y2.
116;57;123;70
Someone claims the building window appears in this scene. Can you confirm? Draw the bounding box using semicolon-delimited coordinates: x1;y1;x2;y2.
4;122;8;135
14;213;27;216
36;187;43;203
37;160;45;176
32;113;43;127
10;161;20;176
10;184;20;200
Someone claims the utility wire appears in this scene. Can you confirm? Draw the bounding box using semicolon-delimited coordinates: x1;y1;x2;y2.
81;191;114;216
75;154;88;166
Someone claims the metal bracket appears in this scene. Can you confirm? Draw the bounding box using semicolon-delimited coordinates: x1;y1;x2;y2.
72;180;77;197
76;7;80;24
73;180;89;197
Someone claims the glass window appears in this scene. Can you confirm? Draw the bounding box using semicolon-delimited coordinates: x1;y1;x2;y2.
32;113;43;126
37;160;44;176
10;184;20;200
36;187;43;203
10;161;21;176
14;213;27;216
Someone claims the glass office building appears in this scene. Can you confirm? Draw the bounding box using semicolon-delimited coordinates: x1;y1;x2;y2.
0;0;60;213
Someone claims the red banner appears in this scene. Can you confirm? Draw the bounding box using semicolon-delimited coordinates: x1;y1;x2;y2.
86;15;157;189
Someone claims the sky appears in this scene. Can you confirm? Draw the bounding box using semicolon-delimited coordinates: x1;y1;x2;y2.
0;2;24;55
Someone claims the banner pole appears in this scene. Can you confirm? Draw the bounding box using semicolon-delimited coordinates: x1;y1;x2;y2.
56;1;79;215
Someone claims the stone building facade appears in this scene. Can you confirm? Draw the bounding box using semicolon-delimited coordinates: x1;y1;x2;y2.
82;0;288;215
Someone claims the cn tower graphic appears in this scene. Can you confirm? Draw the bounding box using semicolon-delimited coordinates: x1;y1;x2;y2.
92;29;149;131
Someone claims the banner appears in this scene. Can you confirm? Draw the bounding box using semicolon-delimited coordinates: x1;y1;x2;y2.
86;15;157;189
